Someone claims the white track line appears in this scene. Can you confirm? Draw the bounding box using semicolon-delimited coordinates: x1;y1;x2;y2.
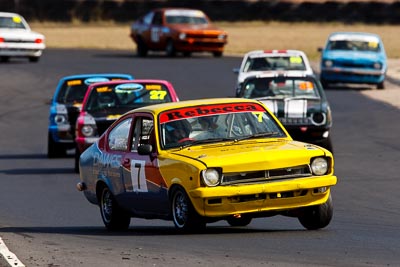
0;237;25;267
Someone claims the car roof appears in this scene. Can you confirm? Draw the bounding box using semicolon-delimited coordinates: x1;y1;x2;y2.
124;98;262;115
0;12;22;17
328;31;381;42
245;49;307;58
60;73;133;81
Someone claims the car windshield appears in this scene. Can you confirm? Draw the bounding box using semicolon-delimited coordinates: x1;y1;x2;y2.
165;10;208;25
240;77;321;99
327;39;380;52
85;82;173;112
0;16;27;29
244;56;306;72
159;102;286;149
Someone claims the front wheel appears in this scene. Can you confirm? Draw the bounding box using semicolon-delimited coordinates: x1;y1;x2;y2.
377;81;385;90
298;194;333;230
100;186;130;231
171;187;205;232
213;51;223;57
47;133;66;158
227;216;252;227
165;40;176;57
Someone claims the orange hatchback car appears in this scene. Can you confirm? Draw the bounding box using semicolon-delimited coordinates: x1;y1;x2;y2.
130;8;228;57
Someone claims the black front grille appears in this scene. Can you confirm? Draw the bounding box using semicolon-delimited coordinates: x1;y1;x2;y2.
222;165;311;185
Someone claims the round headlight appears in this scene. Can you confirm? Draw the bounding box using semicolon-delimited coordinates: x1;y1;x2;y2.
202;169;220;187
311;157;328;176
179;33;186;40
54;114;67;124
373;62;382;69
81;125;95;137
218;34;226;40
311;112;326;126
324;60;333;67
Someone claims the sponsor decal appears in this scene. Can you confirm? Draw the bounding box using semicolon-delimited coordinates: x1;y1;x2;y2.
289;56;303;64
150;90;167;100
93;152;122;169
107;114;121;120
145;84;162;90
96;86;112;93
115;83;143;92
84;77;110;85
12;16;22;23
159;103;265;123
67;80;82;86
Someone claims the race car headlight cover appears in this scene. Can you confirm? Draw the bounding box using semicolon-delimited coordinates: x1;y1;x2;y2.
54;114;68;124
324;60;333;67
81;125;95;137
179;33;186;40
201;168;221;186
311;157;329;176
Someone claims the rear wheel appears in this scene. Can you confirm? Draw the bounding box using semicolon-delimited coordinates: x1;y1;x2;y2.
100;186;130;231
171;187;205;232
74;148;80;173
298;194;333;230
47;133;66;158
0;56;10;62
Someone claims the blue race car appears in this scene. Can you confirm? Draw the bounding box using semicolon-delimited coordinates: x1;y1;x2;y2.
47;73;134;158
319;32;387;89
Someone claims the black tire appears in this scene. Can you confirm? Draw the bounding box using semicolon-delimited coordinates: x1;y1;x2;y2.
100;186;130;231
136;38;148;57
29;56;40;63
320;78;329;89
0;56;10;63
377;81;385;90
182;52;192;57
213;51;223;58
74;148;80;173
227;216;252;227
298;194;333;230
171;187;205;232
165;39;176;57
47;133;66;158
321;136;333;153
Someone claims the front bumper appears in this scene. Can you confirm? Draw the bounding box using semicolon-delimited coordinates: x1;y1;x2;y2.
189;175;337;217
321;66;385;84
175;39;226;53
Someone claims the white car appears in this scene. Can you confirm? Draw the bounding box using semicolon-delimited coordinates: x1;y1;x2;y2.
233;50;314;96
0;12;45;62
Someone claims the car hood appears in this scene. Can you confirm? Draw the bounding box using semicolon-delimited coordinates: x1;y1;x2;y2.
0;28;44;40
323;50;384;62
257;97;322;118
171;139;326;172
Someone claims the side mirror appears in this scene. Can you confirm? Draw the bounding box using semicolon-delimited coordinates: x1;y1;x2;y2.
317;47;323;52
138;144;153;155
232;68;240;74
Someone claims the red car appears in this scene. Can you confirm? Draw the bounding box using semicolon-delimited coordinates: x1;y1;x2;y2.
130;8;228;57
74;79;179;172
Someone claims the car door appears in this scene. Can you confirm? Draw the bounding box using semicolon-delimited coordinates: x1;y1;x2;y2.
148;10;168;50
121;114;170;216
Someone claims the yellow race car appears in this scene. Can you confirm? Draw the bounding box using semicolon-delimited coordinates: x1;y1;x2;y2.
77;98;337;232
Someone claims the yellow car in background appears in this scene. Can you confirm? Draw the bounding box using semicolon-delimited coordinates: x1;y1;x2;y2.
77;98;337;232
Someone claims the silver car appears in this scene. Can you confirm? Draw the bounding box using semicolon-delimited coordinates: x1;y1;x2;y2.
0;12;45;62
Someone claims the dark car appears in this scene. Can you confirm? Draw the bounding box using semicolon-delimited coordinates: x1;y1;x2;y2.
74;79;180;172
47;73;134;158
237;72;333;151
130;8;228;57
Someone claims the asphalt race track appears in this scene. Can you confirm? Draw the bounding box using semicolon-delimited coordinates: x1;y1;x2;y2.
0;49;399;267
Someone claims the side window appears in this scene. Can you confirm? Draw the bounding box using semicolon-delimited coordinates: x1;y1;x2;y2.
131;117;154;151
108;118;132;151
143;12;154;25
